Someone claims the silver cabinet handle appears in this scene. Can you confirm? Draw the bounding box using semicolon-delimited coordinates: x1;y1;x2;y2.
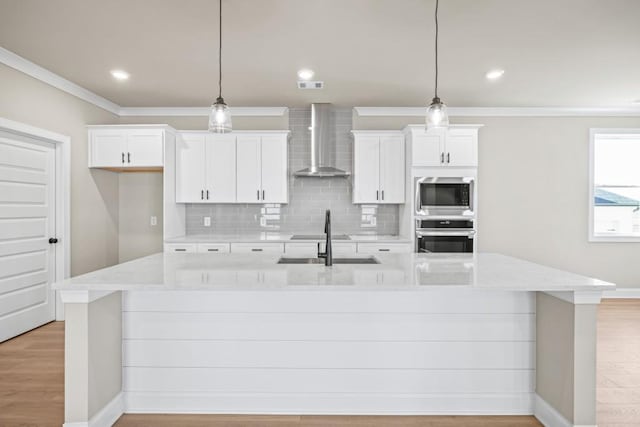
257;190;260;200
440;152;444;163
175;248;186;252
208;248;219;252
251;248;263;252
127;152;131;163
376;190;379;200
201;190;204;200
382;190;385;200
262;190;265;200
447;152;450;164
378;248;390;252
121;152;125;164
206;190;209;200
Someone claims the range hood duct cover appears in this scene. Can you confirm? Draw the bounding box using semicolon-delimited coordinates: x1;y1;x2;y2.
294;103;350;177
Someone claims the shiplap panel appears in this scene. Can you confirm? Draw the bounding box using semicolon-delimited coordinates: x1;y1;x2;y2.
0;218;46;241
0;166;47;185
124;367;534;394
124;340;534;369
123;290;535;314
0;283;47;316
0;237;47;257
0;205;47;219
0;251;47;278
0;139;47;170
0;182;46;204
123;311;535;342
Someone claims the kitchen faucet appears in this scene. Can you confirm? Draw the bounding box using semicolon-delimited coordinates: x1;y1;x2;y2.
317;209;332;266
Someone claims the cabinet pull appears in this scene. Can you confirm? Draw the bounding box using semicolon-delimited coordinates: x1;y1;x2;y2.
376;190;379;200
378;248;391;252
251;248;263;252
127;152;131;163
121;152;125;164
257;190;260;200
262;190;265;200
440;152;444;163
174;248;186;252
382;190;385;200
201;190;204;200
447;152;450;164
206;190;210;200
208;248;219;252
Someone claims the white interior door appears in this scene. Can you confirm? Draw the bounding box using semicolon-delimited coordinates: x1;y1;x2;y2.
0;135;56;342
236;135;262;203
260;135;288;203
206;134;236;203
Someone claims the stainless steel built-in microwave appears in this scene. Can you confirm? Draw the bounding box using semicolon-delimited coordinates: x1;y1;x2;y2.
415;177;474;216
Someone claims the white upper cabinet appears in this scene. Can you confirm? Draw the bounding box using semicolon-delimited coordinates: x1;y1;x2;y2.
352;131;405;204
88;126;166;169
237;133;288;204
176;133;237;203
407;125;481;167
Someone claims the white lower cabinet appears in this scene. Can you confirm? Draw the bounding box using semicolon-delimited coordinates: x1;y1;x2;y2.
230;243;285;254
357;243;412;254
164;243;198;253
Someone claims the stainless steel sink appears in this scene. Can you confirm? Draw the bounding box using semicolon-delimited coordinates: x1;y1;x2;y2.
278;257;379;265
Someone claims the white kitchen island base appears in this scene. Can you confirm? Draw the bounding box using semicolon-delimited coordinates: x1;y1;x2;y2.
56;253;611;427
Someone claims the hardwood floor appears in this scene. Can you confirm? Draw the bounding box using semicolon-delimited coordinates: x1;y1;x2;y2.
0;299;638;426
597;299;640;427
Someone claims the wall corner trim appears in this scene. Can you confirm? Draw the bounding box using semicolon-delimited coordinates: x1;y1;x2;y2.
62;392;123;427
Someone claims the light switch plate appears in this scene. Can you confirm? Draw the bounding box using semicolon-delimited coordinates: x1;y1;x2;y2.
204;216;211;227
150;216;157;226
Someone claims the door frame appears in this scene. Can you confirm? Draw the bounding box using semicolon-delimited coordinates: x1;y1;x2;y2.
0;117;70;320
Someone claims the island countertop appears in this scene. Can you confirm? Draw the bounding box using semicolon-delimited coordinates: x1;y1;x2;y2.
53;252;615;293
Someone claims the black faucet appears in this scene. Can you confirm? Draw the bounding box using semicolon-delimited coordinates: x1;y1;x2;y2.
317;209;332;266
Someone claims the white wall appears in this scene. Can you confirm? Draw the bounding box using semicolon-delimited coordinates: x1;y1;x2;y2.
0;63;120;276
355;114;640;288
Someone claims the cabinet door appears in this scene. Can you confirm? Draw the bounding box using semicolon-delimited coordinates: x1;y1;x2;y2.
175;133;206;203
353;135;381;203
126;129;164;167
260;135;288;203
89;129;127;167
236;135;262;203
412;129;445;167
445;128;477;167
205;134;236;202
379;135;405;203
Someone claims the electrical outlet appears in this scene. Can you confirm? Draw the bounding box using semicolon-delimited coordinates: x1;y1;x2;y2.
204;216;211;227
150;216;157;226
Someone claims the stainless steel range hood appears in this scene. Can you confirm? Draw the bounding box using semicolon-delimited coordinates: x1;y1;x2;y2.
293;103;350;177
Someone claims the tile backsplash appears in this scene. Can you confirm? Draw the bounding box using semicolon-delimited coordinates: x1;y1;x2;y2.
186;107;399;235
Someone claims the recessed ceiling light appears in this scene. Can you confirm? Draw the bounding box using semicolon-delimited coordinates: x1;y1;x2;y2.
110;70;130;81
486;69;505;80
297;69;314;80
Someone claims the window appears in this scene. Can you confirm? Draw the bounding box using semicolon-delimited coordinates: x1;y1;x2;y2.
589;129;640;241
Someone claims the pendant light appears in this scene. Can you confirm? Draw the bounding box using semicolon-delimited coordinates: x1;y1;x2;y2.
426;0;449;129
209;0;232;133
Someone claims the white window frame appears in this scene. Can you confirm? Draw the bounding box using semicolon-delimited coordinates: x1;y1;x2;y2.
589;128;640;242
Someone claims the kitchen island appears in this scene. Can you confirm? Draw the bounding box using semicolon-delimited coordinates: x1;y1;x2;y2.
54;252;613;427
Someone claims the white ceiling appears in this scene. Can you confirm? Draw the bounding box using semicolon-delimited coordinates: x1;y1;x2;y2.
1;0;639;108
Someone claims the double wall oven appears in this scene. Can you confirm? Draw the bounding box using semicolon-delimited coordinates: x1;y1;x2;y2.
414;177;476;253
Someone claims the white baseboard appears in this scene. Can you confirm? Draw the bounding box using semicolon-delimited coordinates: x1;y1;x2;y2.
124;391;533;415
534;394;596;427
63;393;123;427
603;288;640;299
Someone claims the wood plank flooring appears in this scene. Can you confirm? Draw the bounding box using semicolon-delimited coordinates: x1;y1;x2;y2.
597;299;640;427
0;298;638;426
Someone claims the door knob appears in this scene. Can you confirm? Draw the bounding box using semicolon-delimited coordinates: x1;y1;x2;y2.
49;238;58;244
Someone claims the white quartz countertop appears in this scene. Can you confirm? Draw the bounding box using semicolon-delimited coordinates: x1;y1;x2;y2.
54;252;615;292
164;233;412;243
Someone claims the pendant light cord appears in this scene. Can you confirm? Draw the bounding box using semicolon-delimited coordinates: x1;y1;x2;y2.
218;0;223;99
434;0;439;99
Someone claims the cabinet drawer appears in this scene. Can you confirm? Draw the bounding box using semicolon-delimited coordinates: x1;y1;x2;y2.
230;243;285;254
164;243;198;253
357;243;412;254
197;243;231;253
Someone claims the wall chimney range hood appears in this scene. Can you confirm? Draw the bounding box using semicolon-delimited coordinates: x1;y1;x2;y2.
294;103;350;177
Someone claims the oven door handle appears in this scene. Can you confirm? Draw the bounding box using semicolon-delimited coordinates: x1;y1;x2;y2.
416;230;476;237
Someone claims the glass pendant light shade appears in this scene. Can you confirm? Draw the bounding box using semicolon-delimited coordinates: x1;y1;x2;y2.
426;97;449;129
209;97;232;133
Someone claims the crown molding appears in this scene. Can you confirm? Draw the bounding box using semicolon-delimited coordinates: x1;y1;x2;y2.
354;106;640;117
118;106;288;117
0;46;121;115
